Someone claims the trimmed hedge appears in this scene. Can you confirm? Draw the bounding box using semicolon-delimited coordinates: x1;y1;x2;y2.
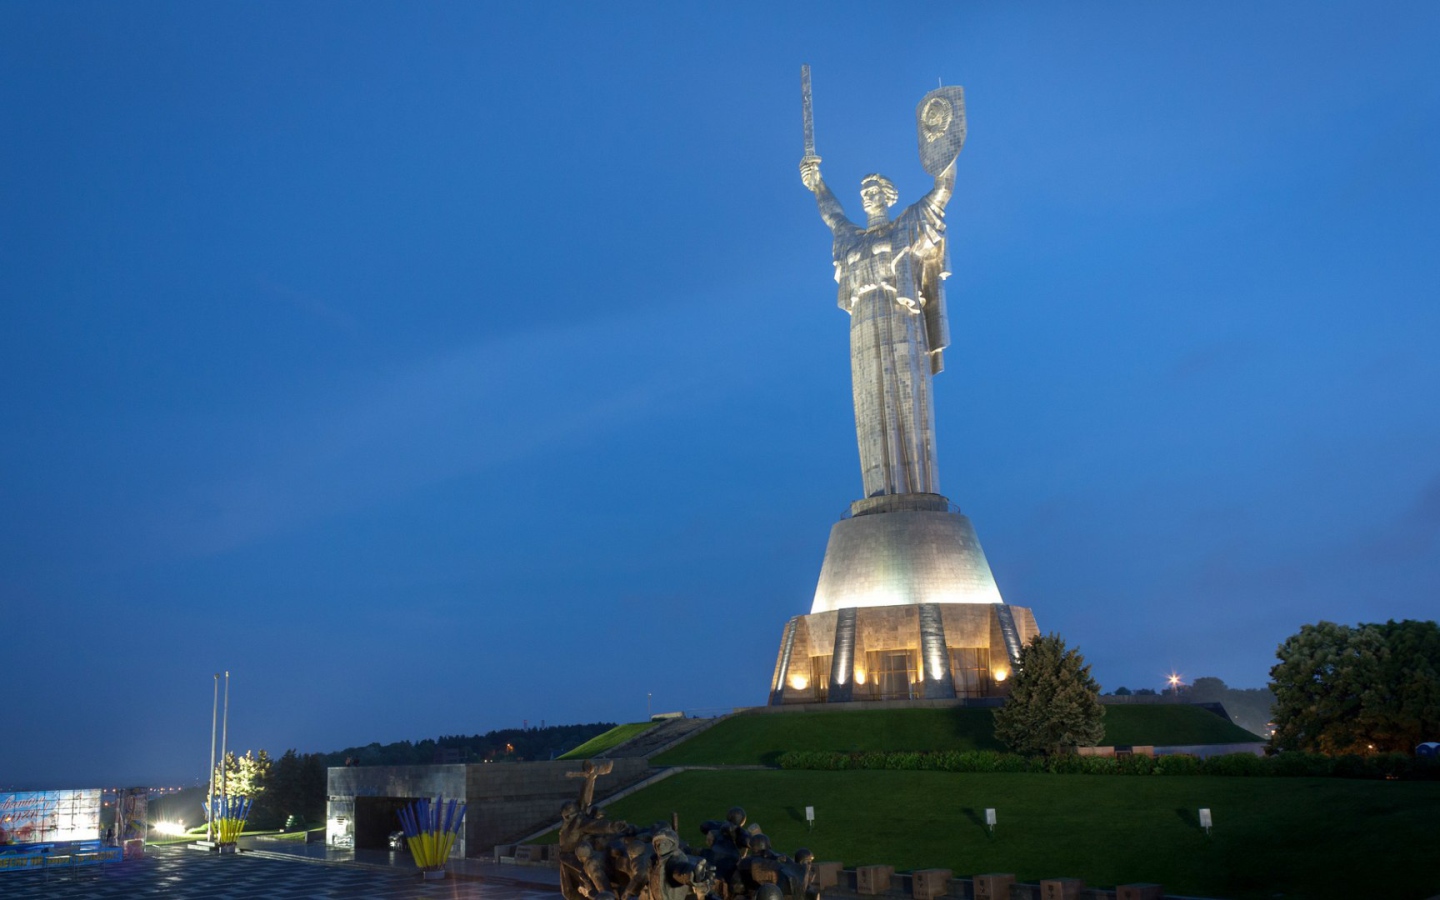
774;749;1440;780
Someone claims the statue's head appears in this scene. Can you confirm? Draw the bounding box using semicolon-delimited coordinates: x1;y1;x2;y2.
560;800;579;819
726;807;747;828
860;174;898;216
651;828;680;856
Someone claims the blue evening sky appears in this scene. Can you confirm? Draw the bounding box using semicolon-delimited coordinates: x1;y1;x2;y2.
2;2;1437;788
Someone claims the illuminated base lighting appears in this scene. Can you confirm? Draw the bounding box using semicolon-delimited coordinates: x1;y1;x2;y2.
810;498;1004;614
769;603;1039;705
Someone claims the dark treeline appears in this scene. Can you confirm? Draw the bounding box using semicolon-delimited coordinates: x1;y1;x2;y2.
256;749;328;826
322;721;617;767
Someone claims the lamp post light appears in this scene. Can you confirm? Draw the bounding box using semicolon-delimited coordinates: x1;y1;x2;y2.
1167;673;1183;697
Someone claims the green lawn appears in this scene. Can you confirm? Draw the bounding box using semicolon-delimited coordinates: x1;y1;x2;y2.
598;769;1439;900
559;721;658;759
651;707;1259;766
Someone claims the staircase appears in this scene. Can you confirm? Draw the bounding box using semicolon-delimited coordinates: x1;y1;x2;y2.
595;715;729;760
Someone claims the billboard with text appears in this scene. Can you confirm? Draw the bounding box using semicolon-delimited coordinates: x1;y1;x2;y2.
0;790;102;844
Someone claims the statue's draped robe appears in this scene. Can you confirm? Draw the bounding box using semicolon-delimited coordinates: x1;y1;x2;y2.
824;185;952;498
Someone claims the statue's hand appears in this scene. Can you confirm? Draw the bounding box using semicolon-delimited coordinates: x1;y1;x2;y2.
799;157;822;192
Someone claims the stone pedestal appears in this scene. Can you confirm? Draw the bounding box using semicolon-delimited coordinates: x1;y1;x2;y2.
856;865;895;895
1040;878;1083;900
973;873;1015;900
912;868;952;900
769;603;1037;705
810;501;1004;613
815;862;845;889
1117;885;1164;900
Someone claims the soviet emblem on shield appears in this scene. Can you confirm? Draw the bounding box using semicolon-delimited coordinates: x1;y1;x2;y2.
916;85;966;176
921;97;952;142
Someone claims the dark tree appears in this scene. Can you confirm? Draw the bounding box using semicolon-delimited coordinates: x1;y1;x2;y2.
1270;619;1440;754
993;633;1105;757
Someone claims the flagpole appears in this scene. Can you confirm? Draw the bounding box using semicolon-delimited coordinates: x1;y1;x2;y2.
207;673;219;842
220;671;230;802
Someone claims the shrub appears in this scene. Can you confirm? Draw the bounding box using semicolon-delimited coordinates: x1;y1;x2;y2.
1331;754;1375;779
1116;753;1157;776
1269;752;1334;777
776;750;849;770
1202;753;1269;777
1156;754;1202;776
1047;754;1119;775
774;746;1440;780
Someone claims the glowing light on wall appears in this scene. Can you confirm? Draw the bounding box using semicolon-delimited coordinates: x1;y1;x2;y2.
927;651;946;680
854;669;867;685
788;674;810;691
992;668;1008;683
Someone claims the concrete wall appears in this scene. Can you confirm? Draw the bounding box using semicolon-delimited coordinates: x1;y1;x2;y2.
327;765;466;855
464;757;651;852
327;758;652;858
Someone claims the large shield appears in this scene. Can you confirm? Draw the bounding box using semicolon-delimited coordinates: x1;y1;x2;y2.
916;86;966;176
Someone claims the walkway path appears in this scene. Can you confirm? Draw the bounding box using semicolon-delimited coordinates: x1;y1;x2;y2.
0;844;561;900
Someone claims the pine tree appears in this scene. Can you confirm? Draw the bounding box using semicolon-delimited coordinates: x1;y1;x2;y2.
993;633;1105;757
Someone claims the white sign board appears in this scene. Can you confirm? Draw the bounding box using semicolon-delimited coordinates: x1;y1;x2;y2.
805;806;814;822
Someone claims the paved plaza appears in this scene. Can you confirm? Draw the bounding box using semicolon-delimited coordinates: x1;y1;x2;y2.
0;844;563;900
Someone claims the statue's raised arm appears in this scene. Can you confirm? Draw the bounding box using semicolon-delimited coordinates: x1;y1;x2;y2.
800;158;857;233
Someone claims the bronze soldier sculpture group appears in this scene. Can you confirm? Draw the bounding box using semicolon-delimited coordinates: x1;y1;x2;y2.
556;763;818;900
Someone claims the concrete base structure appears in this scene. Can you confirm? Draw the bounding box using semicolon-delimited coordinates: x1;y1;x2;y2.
812;494;1004;613
325;758;650;857
770;492;1038;706
768;602;1038;705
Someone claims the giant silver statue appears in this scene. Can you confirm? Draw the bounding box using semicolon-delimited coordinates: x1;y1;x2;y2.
799;69;966;499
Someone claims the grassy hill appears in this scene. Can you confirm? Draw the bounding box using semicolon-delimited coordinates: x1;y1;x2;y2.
558;722;657;760
597;768;1439;900
651;706;1259;766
